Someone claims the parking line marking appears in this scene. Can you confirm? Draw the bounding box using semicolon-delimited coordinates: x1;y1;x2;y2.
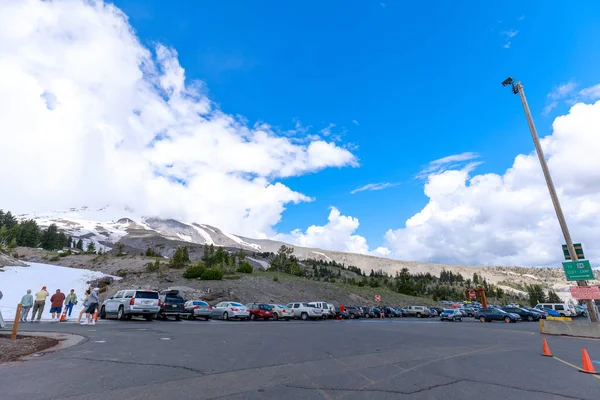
552;356;600;380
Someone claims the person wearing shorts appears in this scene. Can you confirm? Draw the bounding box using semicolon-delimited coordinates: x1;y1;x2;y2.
77;290;90;324
50;289;65;322
82;288;99;326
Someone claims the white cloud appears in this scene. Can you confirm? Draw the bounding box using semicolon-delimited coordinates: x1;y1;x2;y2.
0;0;357;239
579;84;600;101
281;207;370;254
383;99;600;266
351;182;398;194
416;152;480;179
548;81;578;101
501;29;518;48
352;119;359;126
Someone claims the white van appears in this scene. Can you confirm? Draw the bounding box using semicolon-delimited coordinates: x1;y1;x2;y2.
535;303;573;317
308;301;335;319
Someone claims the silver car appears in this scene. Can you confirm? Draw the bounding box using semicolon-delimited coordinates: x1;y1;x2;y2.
100;289;160;321
184;300;212;320
211;301;249;321
270;304;293;321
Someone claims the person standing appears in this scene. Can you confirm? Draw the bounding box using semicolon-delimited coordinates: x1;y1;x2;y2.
64;289;77;318
49;289;65;322
20;289;34;322
84;288;100;326
0;290;5;329
76;290;91;324
31;286;49;322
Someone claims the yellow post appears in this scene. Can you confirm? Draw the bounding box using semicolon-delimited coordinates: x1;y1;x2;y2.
539;319;544;334
11;304;22;340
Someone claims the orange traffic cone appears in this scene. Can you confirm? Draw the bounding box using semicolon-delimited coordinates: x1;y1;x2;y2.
542;339;553;357
59;307;68;322
580;349;598;374
93;310;98;322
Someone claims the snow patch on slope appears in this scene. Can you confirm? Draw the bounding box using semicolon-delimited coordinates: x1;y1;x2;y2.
0;262;119;321
311;251;332;261
247;257;270;270
222;231;261;250
193;226;214;245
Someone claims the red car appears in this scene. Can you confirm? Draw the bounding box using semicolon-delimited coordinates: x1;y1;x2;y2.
246;303;274;320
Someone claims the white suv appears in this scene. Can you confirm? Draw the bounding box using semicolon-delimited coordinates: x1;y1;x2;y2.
308;301;335;319
286;302;323;320
100;290;160;321
535;303;574;317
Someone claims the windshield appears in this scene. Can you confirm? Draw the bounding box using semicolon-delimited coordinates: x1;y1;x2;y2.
193;301;208;306
135;291;159;299
230;302;244;307
260;304;273;310
166;296;184;304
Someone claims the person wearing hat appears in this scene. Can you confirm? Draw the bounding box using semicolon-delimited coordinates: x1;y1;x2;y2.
31;286;49;322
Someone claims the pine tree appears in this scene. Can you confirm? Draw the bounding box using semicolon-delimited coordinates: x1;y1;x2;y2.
67;236;73;248
76;238;83;250
86;241;96;253
41;223;60;250
547;290;561;303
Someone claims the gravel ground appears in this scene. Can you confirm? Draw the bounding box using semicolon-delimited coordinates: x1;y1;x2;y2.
0;334;59;363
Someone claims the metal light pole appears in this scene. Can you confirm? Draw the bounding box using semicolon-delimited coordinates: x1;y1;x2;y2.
502;78;599;323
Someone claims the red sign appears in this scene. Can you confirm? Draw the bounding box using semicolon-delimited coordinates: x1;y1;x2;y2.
570;286;600;300
375;295;381;302
469;290;476;300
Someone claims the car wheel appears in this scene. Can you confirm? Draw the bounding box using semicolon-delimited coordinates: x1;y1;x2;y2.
349;314;355;319
100;306;106;319
223;312;229;321
416;313;422;318
365;314;370;318
458;318;463;322
301;312;308;321
117;307;125;321
479;316;486;323
527;315;533;322
504;317;510;324
250;314;256;321
273;313;279;321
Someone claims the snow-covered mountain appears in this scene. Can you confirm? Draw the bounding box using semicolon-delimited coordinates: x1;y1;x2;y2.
17;206;264;254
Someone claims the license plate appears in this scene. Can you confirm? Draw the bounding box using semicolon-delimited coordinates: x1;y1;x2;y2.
143;301;150;305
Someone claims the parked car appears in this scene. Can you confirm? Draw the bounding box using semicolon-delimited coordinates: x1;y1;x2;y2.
334;306;349;319
501;306;540;322
246;303;274;320
100;289;159;321
537;307;561;317
461;307;476;317
212;302;250;320
361;306;377;318
286;302;323;320
403;306;430;318
429;306;444;316
345;306;363;319
309;302;335;319
535;303;573;317
386;307;402;317
475;308;520;323
440;309;463;322
270;304;293;321
184;300;212;320
157;290;185;320
575;305;588;317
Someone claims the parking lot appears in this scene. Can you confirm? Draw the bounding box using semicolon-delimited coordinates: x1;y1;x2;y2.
1;317;599;400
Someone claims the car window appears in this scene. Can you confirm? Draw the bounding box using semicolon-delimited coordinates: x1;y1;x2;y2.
230;302;243;307
193;301;208;306
135;291;159;299
166;296;184;304
114;291;123;299
124;291;134;299
555;305;564;310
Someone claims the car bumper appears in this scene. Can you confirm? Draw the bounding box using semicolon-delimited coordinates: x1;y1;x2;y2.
193;310;212;318
231;311;250;318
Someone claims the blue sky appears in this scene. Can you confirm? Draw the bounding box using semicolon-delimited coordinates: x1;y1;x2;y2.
113;0;600;250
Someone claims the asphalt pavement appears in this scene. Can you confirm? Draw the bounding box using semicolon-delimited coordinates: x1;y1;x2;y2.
1;317;599;399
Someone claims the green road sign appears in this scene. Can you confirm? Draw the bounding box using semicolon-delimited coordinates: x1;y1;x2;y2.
562;243;584;260
562;260;594;281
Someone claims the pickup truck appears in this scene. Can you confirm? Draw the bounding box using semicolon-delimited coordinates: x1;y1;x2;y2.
286;302;323;320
